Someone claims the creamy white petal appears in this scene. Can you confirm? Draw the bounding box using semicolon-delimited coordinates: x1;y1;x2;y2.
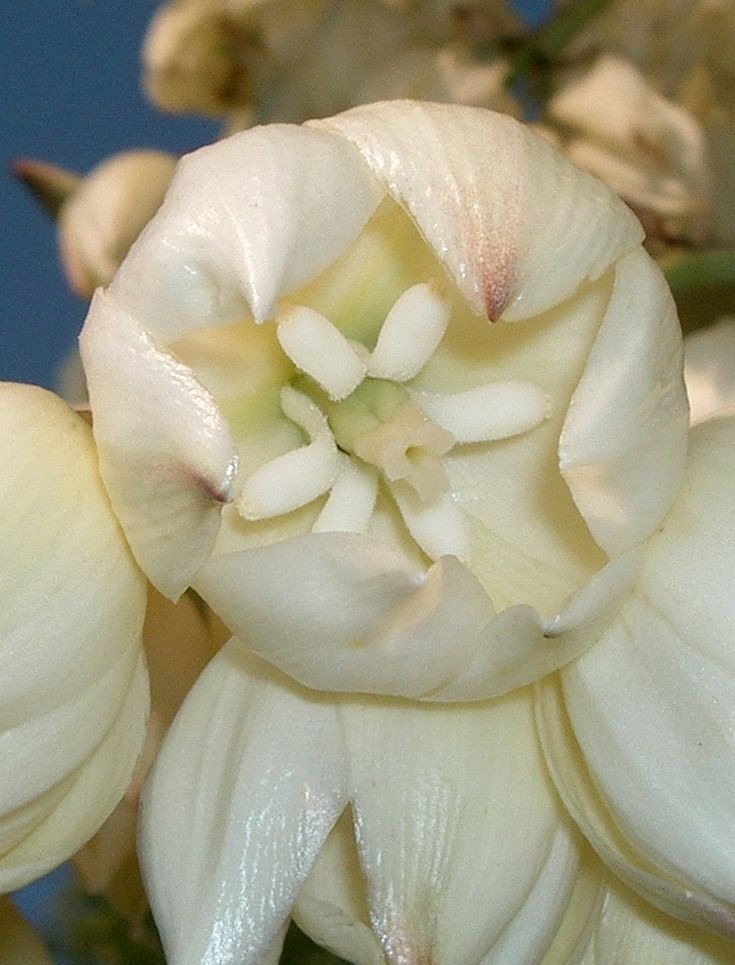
388;480;471;562
540;848;606;964
0;658;147;894
537;674;735;941
539;417;735;936
194;533;493;698
684;317;735;425
481;822;582;964
140;638;348;965
577;876;735;964
80;289;238;599
366;281;450;381
58;150;177;298
432;274;611;618
0;384;148;891
108;124;382;338
559;248;689;556
341;688;576;964
196;532;639;702
431;548;641;701
293;812;384;965
542;851;735;964
317;100;643;321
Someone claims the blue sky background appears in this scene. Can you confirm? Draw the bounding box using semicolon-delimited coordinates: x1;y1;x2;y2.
0;1;219;391
1;0;549;393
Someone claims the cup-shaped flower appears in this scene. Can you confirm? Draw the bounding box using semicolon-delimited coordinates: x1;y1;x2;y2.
0;385;148;894
77;101;698;961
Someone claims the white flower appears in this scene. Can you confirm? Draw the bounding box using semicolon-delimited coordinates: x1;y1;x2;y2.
684;317;735;424
73;587;228;923
0;385;148;894
76;101;735;961
549;55;713;244
143;0;521;124
58;150;177;298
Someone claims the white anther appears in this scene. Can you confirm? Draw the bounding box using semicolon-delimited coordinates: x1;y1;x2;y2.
367;281;450;382
410;381;550;443
277;305;366;401
237;386;339;520
312;457;378;534
389;481;472;562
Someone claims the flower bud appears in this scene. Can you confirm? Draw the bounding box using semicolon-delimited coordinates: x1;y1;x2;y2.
59;150;176;298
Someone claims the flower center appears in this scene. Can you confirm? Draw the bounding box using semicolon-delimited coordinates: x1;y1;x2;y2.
235;281;550;562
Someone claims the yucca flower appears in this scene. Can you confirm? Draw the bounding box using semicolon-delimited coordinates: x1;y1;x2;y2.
143;0;520;126
0;385;148;895
59;100;735;961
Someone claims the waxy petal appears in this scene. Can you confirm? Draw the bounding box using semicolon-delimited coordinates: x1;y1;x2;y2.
108;124;382;338
195;532;639;701
195;533;494;698
80;290;238;599
0;385;148;892
340;689;578;963
576;876;735;963
542;851;735;964
539;415;735;937
684;317;735;425
560;248;689;556
1;659;147;893
293;813;384;965
317;100;643;321
140;638;348;965
58;150;177;298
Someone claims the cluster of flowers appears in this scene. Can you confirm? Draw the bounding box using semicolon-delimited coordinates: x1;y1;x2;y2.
4;2;735;963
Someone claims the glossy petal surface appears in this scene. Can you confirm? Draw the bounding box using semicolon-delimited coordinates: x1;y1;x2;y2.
539;413;735;937
317;100;643;321
140;638;348;965
0;385;148;891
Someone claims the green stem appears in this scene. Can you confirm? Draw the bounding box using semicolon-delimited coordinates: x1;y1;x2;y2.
664;251;735;295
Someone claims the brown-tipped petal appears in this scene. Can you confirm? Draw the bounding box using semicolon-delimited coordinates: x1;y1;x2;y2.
316;100;643;322
80;290;238;599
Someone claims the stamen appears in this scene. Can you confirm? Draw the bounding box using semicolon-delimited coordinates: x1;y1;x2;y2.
277;304;366;401
237;386;339;520
410;381;550;443
367;281;450;382
312;457;378;534
389;481;471;562
353;401;455;501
